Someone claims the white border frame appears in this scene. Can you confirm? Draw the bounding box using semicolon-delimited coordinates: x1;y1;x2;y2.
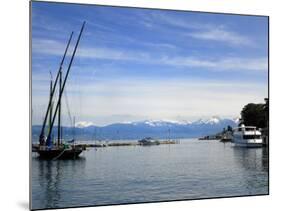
1;0;280;211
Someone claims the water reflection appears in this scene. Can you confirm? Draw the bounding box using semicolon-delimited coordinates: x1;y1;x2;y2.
262;146;269;171
232;146;268;194
34;157;86;209
232;146;268;172
32;140;268;209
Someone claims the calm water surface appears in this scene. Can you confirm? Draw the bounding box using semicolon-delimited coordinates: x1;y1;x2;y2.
31;139;268;209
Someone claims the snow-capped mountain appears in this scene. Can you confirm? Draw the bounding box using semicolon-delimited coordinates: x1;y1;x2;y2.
205;116;221;124
233;117;240;124
120;117;235;127
32;117;239;141
132;119;190;127
75;121;94;128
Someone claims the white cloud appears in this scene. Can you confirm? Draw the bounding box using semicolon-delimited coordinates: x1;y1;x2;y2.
32;77;267;126
187;28;253;46
139;11;213;31
138;12;255;47
161;56;268;71
33;38;267;72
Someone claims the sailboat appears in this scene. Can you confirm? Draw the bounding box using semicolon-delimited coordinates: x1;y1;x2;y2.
35;22;86;159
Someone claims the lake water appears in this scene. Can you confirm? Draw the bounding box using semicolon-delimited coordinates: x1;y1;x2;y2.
31;139;269;210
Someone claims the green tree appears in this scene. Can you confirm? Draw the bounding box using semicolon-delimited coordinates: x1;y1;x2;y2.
240;101;268;129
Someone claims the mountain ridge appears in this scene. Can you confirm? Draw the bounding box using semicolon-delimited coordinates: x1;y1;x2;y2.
32;117;239;141
76;116;239;128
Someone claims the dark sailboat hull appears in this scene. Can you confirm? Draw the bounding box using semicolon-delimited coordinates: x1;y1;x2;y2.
37;148;83;160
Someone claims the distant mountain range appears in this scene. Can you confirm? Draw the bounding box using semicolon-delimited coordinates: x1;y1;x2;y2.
32;117;239;141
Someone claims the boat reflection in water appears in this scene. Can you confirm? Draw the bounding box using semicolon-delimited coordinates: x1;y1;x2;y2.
33;157;86;209
32;139;268;210
232;146;268;194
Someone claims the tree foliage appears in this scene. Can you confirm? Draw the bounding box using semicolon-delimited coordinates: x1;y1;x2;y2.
240;99;268;129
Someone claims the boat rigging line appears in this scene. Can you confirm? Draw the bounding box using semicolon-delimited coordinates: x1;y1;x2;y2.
39;32;74;144
46;21;86;143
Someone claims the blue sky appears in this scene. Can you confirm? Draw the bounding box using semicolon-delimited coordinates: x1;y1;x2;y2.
32;2;268;126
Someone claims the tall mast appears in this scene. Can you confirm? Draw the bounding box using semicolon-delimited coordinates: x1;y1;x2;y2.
58;70;62;145
39;32;73;144
46;73;53;146
49;74;53;136
73;116;76;143
46;22;86;143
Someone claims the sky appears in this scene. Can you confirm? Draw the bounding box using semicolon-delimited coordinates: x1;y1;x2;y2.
31;2;268;126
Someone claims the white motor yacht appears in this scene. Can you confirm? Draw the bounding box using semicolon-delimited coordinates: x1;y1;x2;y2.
232;124;263;147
